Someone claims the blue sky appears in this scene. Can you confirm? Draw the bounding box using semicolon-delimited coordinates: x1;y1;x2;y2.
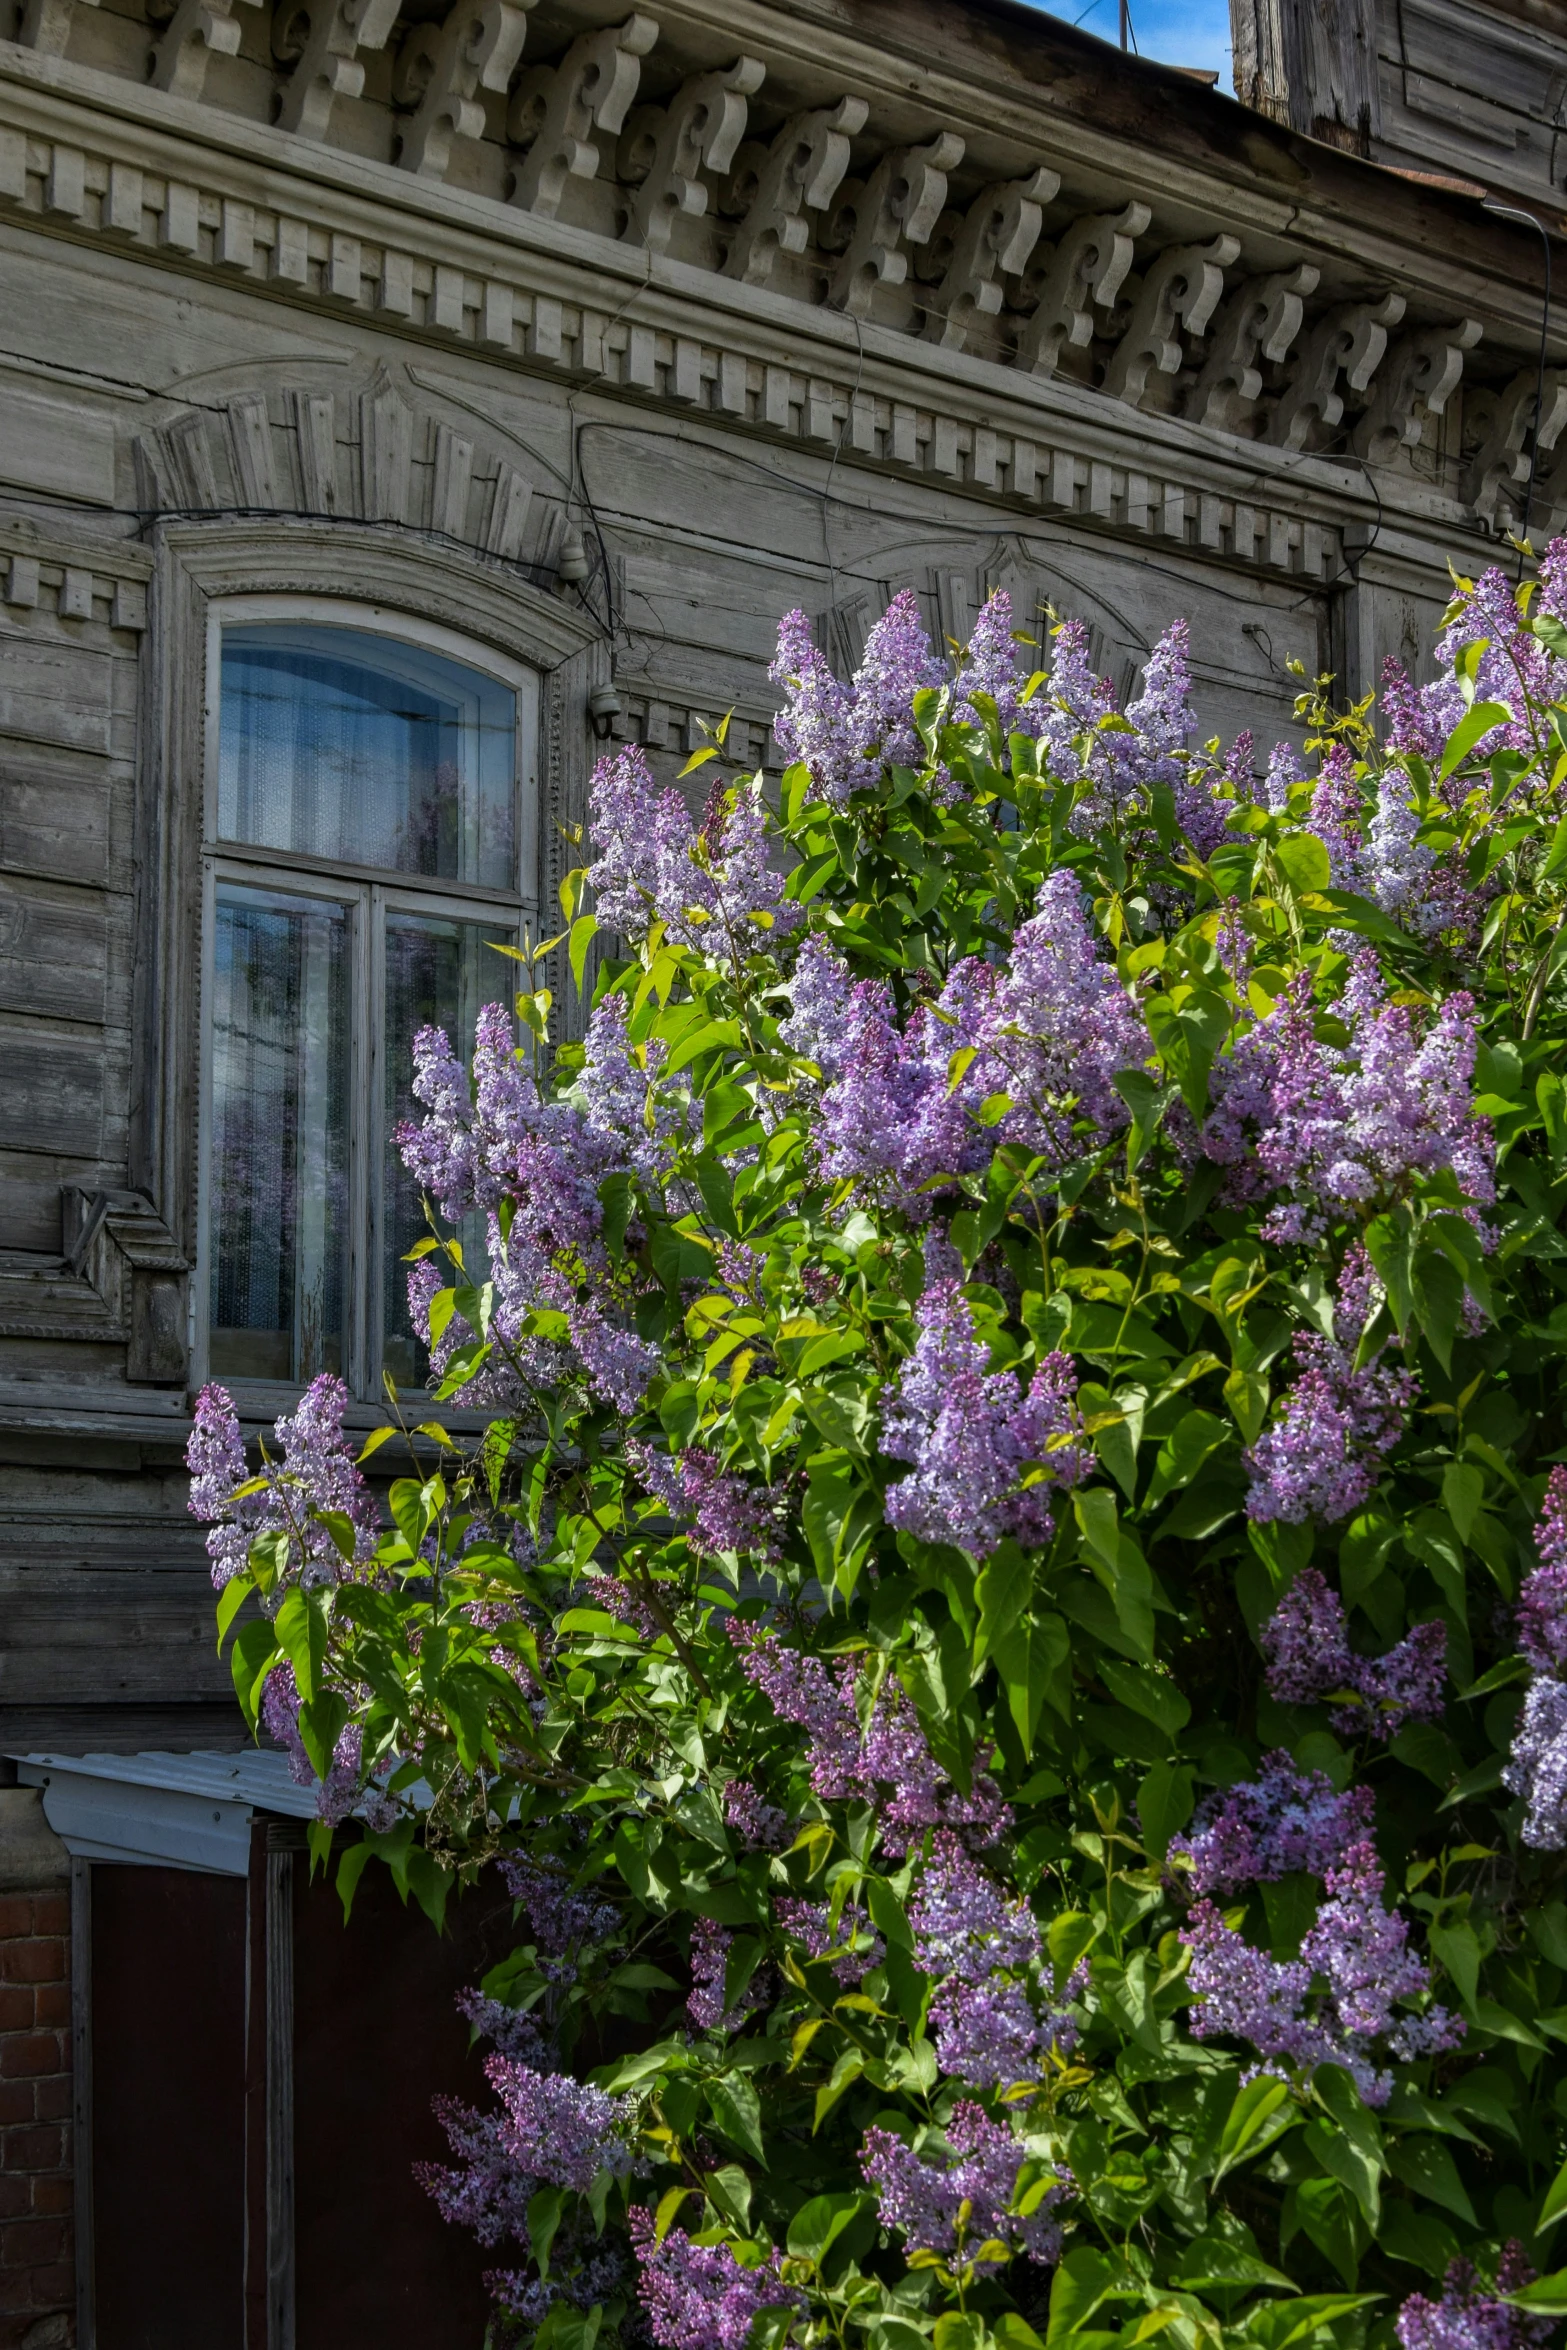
1040;0;1232;75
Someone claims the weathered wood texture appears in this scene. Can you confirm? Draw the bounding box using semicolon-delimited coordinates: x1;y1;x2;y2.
1229;0;1567;206
0;0;1545;1742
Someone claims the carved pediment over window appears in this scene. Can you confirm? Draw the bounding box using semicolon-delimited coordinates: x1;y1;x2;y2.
0;1190;188;1382
131;363;562;576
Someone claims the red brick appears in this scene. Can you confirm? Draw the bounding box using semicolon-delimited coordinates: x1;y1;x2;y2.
27;1898;66;1940
0;2089;31;2131
0;1946;63;1991
0;1992;32;2035
2;2127;62;2173
28;2263;71;2305
0;2272;41;2316
0;2040;58;2082
28;2083;67;2125
28;2177;71;2219
0;2219;64;2270
0;2180;29;2221
0;1903;32;1945
28;1991;66;2035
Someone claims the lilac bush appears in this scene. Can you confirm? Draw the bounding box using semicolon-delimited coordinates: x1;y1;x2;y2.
189;553;1567;2350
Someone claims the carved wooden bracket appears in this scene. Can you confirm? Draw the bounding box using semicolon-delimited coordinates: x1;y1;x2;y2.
1466;369;1567;530
508;14;658;219
921;167;1058;352
1102;233;1241;407
1014;202;1150;379
619;58;766;253
1187;263;1319;434
273;0;403;142
148;0;265;102
1266;292;1406;451
825;132;965;318
61;1189;189;1386
1353;317;1483;466
15;0;99;59
721;99;868;287
393;0;535;182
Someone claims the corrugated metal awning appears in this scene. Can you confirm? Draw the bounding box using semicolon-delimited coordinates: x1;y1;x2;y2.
12;1749;317;1876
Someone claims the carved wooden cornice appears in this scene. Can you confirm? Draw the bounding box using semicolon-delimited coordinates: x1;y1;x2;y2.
2;62;1523;580
0;0;1559;545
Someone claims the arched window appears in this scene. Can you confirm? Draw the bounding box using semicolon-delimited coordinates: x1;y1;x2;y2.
199;602;539;1396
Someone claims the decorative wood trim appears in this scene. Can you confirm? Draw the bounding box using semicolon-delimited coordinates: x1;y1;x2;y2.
0;67;1525;559
131;510;600;1298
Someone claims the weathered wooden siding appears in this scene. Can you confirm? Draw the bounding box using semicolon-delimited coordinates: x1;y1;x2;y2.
0;0;1554;1748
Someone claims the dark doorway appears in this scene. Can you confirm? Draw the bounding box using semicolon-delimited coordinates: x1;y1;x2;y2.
290;1854;509;2348
91;1865;247;2350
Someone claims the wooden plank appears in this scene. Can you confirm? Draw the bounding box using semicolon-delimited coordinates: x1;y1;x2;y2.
0;878;107;1023
0;764;112;888
0;1031;104;1155
0;1177;65;1252
0;625;114;757
0;389;116;508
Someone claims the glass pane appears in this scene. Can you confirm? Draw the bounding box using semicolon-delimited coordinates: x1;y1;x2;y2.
218;624;517;888
210;885;351;1383
383;913;516;1391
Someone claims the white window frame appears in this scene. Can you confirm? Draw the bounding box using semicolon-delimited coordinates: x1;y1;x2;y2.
194;594;542;1405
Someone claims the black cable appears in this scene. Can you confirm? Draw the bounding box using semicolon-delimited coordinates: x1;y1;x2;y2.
1482;199;1552;577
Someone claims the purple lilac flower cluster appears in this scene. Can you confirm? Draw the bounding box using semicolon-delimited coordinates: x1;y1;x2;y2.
1439;565;1567;757
1308;745;1369;894
968;871;1154;1163
1245;1246;1419;1525
1260;1568;1446;1740
784;876;1148;1217
498;1857;620;1961
1515;1467;1567;1673
186;1374;378;1591
420;1989;631;2332
398;1000;663;1414
1168;1752;1376;1896
730;1624;1010;1852
723;1779;792;1849
484;2056;632;2193
185;1377;393;1828
1362;670;1487;947
1396;2247;1550;2350
882;1238;1093;1559
629;1440;778;1559
417;2093;539;2249
769;587;1227;856
486;2252;628;2334
258;1659;393;1831
773;1896;884;1985
586;746;801;955
860;2104;1073;2270
1201;952;1494;1244
1182;1838;1463;2105
784;957;990;1214
907;1834;1085;2087
629;2211;799;2350
1505;1483;1567;1847
686;1920;769;2032
768;591;947;806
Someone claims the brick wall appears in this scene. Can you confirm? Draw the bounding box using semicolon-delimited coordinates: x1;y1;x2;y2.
0;1792;72;2350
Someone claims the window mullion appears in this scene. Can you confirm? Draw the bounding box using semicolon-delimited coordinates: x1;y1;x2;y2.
351;884;379;1404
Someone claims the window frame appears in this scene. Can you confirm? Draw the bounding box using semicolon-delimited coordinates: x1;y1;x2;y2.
194;593;544;1405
